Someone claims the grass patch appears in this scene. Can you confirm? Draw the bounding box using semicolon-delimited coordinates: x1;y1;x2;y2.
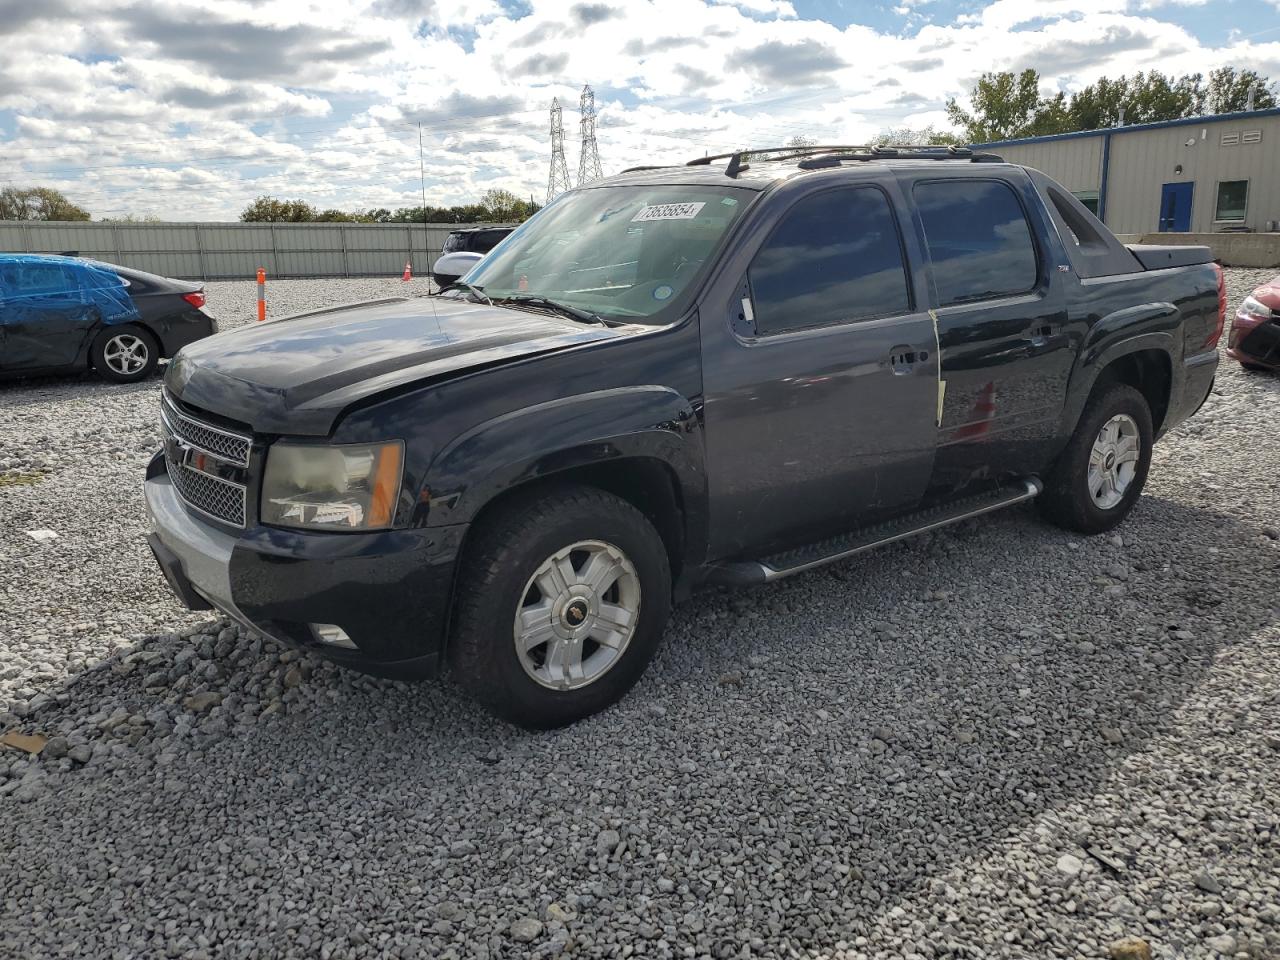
0;472;44;487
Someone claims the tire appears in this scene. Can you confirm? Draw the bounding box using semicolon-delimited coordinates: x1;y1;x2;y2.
448;485;672;729
1039;382;1153;534
91;325;159;383
1240;361;1272;373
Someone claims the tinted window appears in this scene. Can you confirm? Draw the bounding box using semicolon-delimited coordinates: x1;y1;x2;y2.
748;187;910;335
1215;180;1247;221
475;229;510;251
0;262;70;295
914;179;1038;306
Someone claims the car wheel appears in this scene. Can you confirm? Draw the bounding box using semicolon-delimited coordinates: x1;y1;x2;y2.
91;325;159;383
1240;361;1271;373
449;485;672;729
1039;382;1153;534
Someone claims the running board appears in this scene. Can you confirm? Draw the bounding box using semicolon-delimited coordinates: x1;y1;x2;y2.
707;477;1042;585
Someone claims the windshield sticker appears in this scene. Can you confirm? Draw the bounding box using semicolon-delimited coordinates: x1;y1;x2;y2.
632;202;706;222
653;284;674;301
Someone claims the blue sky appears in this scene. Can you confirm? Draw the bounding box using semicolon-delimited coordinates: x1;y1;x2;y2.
0;0;1277;219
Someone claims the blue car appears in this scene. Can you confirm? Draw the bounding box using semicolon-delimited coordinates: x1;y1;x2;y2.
0;254;216;383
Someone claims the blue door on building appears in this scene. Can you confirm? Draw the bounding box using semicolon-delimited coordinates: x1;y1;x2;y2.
1159;182;1193;232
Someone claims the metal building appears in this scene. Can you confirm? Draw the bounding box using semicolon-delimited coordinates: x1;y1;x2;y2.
975;107;1280;235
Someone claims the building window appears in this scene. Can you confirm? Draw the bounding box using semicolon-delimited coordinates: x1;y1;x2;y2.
1215;181;1248;222
1072;190;1100;216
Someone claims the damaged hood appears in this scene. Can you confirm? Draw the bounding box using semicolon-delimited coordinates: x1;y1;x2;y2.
166;296;627;435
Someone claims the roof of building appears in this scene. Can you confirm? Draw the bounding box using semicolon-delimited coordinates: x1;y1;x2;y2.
973;105;1280;149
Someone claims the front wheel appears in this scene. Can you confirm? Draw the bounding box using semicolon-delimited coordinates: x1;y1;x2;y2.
91;325;159;383
448;485;672;729
1039;382;1153;534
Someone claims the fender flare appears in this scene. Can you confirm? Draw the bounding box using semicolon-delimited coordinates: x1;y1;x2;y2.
1058;304;1178;439
423;384;706;545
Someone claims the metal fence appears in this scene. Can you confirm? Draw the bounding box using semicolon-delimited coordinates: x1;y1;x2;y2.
0;221;490;280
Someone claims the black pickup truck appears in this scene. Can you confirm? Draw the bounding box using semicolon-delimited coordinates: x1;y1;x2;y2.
145;145;1223;728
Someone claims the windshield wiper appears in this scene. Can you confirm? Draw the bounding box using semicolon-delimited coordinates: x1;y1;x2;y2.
444;280;492;305
496;295;611;326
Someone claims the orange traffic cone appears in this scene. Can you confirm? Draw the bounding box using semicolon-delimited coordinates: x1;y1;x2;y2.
402;261;412;282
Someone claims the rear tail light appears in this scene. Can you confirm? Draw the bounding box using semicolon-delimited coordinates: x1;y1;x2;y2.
1206;263;1227;349
183;291;206;309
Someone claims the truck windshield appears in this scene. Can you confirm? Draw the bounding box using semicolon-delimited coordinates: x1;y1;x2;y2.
462;185;754;323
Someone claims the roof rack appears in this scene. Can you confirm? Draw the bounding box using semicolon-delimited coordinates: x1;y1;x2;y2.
686;144;1003;178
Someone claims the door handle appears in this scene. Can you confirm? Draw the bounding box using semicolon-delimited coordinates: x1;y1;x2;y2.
889;345;929;374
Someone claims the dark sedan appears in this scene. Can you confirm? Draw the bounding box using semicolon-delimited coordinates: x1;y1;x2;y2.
0;254;216;383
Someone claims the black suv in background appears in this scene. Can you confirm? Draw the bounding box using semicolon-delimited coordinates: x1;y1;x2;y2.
430;226;515;287
145;145;1221;728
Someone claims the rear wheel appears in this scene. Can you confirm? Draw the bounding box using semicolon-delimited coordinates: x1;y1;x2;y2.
91;325;158;383
1039;383;1153;534
448;485;672;729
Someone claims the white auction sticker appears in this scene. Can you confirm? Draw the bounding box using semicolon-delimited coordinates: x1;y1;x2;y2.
632;202;706;222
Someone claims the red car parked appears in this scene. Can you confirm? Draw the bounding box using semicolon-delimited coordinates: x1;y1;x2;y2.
1228;275;1280;371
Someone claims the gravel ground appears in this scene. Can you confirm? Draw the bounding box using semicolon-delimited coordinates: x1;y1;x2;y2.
1;270;1278;959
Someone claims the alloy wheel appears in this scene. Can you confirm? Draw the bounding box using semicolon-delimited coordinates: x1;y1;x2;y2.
102;333;149;376
514;539;641;691
1087;413;1141;510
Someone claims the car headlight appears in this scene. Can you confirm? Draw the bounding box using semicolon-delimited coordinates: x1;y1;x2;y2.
261;441;403;531
1238;295;1275;322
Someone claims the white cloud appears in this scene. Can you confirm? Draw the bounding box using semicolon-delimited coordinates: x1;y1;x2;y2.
0;0;1275;220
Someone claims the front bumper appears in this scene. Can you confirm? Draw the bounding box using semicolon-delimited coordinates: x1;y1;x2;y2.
144;459;466;679
1227;314;1280;370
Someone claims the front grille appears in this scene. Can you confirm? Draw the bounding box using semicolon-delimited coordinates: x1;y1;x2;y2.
161;394;250;467
166;454;247;526
1238;322;1280;366
160;392;252;527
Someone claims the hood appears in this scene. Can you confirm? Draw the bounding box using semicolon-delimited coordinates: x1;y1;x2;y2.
166;296;628;435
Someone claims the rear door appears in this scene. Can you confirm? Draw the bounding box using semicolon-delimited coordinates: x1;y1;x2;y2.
0;260;96;371
904;172;1072;492
700;178;939;558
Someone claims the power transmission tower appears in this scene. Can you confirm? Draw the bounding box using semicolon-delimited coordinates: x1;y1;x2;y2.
577;85;603;186
546;98;572;204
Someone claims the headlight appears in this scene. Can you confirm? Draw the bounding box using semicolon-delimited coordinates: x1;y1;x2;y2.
1238;295;1274;322
261;441;403;531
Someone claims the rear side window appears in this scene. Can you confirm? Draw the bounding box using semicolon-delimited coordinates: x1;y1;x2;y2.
475;229;510;251
914;179;1038;306
442;232;465;254
748;186;910;335
0;262;70;295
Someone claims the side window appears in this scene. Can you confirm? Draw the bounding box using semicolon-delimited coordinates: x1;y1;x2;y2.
10;264;70;295
748;187;910;335
914;179;1038;306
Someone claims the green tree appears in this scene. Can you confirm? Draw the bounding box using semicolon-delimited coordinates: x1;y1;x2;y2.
239;196;318;222
1203;67;1277;113
945;69;1070;142
479;188;540;222
948;68;1278;144
871;125;961;147
1067;72;1199;129
0;186;91;221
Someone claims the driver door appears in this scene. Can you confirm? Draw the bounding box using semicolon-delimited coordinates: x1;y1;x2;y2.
700;182;939;559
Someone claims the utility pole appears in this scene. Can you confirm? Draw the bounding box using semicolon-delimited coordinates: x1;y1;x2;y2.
418;122;428;266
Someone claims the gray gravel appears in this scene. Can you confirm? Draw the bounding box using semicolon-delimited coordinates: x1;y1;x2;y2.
2;271;1279;959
